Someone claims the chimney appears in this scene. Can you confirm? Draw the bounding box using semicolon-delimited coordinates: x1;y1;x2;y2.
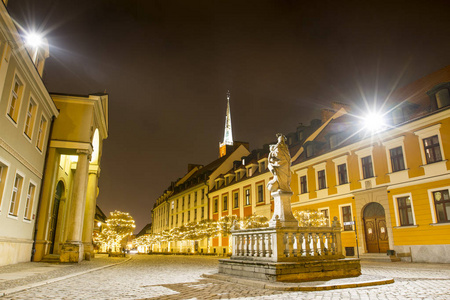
321;109;335;123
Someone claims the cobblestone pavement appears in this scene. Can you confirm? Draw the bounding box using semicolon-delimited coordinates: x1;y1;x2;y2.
1;255;449;299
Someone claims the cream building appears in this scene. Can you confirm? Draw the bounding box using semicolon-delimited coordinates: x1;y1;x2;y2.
34;93;108;263
0;0;59;266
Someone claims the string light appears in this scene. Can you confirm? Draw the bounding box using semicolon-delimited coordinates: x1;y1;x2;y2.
94;210;136;252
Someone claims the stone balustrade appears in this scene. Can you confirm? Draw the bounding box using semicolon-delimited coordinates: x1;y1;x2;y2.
231;224;343;262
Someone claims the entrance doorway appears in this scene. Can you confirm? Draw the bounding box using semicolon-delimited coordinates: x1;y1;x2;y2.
49;181;64;254
363;202;389;253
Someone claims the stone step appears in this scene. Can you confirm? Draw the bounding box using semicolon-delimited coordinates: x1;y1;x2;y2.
41;254;61;263
359;253;393;262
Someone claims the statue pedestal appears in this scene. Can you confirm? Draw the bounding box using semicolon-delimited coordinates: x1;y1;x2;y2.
60;241;84;263
268;190;298;228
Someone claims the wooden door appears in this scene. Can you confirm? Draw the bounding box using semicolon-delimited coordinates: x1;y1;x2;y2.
364;216;389;253
363;202;389;254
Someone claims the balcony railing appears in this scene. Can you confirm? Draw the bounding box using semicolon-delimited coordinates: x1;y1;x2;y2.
231;222;343;262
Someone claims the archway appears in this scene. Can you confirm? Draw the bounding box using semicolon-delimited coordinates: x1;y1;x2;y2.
49;181;64;254
363;202;389;253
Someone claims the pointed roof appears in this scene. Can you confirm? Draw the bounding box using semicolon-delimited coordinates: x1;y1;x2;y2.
221;90;233;146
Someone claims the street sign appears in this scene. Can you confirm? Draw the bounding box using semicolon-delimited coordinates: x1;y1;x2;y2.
343;221;354;226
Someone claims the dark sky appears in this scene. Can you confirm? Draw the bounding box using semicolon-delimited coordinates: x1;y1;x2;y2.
8;0;450;232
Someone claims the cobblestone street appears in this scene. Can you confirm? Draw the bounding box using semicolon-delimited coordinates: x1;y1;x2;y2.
1;255;449;300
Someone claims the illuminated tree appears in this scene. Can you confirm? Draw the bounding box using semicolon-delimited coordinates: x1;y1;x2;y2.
241;214;269;229
96;210;136;252
293;209;328;227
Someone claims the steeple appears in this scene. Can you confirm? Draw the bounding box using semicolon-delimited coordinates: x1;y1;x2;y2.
219;90;234;157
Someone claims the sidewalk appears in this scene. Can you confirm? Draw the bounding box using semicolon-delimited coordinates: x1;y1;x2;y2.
0;254;129;297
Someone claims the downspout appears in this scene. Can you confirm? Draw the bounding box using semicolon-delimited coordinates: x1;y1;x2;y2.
31;114;56;261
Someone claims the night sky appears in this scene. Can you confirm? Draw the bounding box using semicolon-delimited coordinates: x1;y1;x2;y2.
8;0;450;232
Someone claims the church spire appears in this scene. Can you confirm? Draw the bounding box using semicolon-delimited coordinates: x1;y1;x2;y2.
219;90;234;157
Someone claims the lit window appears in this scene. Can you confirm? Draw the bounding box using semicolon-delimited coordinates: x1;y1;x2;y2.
233;191;239;208
7;77;23;123
317;170;326;190
397;196;414;226
423;135;442;164
36;116;48;151
9;173;23;216
432;190;450;223
389;147;405;172
24;183;36;220
24;99;37;139
341;206;353;231
337;164;348;185
300;176;307;194
245;188;251;205
257;184;264;203
361;156;374;179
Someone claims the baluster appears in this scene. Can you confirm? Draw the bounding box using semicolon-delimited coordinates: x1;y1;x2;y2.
324;233;329;255
237;235;242;256
257;234;263;257
243;235;248;256
305;233;311;257
331;232;336;255
283;233;289;257
292;233;298;257
254;234;260;257
312;233;318;257
319;233;325;255
260;233;266;257
298;232;304;257
246;234;251;256
267;233;273;257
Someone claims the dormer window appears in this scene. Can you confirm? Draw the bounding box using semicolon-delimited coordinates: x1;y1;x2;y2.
329;134;342;149
305;143;314;158
225;177;229;185
236;172;240;181
247;168;252;177
427;82;450;110
260;161;265;171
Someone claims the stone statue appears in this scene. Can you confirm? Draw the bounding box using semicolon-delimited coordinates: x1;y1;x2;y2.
267;133;292;192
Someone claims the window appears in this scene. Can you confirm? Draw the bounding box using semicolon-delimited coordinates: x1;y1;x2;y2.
317;170;326;190
36;116;48;151
233;191;239;208
182;213;184;223
223;195;228;211
389;147;405;172
7;76;23;123
248;168;252;177
188;211;190;222
0;163;8;208
214;198;218;213
194;191;197;204
329;134;342;149
176;199;179;210
341;205;353;231
188;194;190;207
337;164;348;185
182;197;185;208
24;183;36;220
361;156;374;179
201;189;205;199
305;144;314;158
236;172;240;181
300;176;308;194
171;201;174;210
319;208;329;226
260;161;266;172
24;99;37;139
432;190;450;223
257;184;264;203
9;173;23;216
435;89;450;109
201;207;204;219
176;214;178;224
423;135;442;164
225;177;229;185
244;188;251;205
397;196;414;226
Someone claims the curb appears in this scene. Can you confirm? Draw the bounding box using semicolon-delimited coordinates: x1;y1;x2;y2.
0;257;132;297
202;273;395;291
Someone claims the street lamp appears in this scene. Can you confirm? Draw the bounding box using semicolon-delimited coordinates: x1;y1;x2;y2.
361;111;387;134
25;32;43;48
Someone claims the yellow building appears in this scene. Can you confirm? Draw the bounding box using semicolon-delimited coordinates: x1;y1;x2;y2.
0;1;59;266
291;66;450;263
34;93;109;263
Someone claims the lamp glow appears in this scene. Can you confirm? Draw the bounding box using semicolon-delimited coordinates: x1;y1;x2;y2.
25;32;43;48
363;112;386;133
